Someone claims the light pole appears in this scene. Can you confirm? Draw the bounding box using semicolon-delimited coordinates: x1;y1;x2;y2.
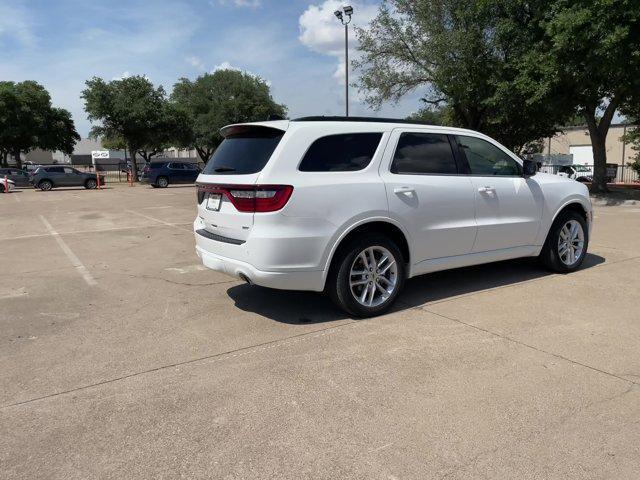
334;6;353;117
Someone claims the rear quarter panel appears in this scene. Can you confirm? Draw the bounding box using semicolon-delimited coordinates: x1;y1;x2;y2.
253;124;393;272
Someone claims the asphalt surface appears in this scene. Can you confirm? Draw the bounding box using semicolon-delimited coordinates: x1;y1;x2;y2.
1;184;639;479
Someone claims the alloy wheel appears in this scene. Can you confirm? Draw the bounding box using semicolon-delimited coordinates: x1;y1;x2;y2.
349;246;398;307
557;219;584;266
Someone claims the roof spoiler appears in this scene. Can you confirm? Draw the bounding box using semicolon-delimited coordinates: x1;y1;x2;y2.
220;123;288;138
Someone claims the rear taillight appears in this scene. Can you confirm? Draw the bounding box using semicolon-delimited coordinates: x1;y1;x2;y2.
197;184;293;212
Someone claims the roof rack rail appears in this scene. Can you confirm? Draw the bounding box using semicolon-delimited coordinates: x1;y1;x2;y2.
292;116;434;126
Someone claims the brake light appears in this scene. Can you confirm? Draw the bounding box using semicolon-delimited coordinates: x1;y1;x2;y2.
197;184;293;212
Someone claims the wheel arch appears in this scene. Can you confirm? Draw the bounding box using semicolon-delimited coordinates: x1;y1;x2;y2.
322;218;411;288
542;199;590;248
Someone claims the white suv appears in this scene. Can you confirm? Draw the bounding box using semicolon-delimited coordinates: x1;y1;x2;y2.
194;117;592;317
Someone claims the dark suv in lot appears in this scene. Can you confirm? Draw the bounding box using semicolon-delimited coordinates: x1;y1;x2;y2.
0;168;30;187
30;166;104;191
140;161;201;188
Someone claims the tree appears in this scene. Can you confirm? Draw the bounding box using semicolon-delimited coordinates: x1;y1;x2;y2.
354;0;573;153
0;81;79;168
82;76;179;179
515;0;640;191
171;69;287;162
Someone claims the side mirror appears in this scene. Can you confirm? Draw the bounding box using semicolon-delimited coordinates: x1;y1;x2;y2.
523;159;537;177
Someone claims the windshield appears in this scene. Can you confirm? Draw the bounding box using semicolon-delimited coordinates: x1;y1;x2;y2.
203;131;283;175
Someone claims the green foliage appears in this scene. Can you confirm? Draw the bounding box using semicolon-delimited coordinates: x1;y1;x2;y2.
354;0;572;152
171;69;286;161
0;80;79;167
82;75;188;168
517;0;640;190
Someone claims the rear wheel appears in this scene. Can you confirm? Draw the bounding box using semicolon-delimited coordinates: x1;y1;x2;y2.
39;180;53;191
85;178;97;189
156;176;169;188
326;235;405;317
540;210;588;273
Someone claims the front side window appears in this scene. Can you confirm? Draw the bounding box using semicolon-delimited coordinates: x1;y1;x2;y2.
299;133;382;172
47;167;65;174
390;132;457;175
456;135;522;176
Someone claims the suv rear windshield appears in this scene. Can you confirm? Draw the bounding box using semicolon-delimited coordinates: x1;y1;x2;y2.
203;129;284;175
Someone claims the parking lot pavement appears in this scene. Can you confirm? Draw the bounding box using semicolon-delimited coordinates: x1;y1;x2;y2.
1;185;639;479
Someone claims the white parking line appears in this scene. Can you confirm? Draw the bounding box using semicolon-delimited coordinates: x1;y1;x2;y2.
125;209;192;232
39;215;97;286
0;222;194;242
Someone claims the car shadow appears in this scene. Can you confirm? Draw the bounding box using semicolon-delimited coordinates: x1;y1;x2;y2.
226;254;605;324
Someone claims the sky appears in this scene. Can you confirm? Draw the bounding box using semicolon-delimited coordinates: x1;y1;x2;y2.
0;0;423;137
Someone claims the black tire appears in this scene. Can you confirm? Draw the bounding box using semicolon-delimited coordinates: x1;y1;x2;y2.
156;176;169;188
326;234;406;317
39;180;53;191
539;210;588;273
85;178;97;189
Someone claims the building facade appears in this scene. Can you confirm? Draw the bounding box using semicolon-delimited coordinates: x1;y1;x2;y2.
539;124;638;166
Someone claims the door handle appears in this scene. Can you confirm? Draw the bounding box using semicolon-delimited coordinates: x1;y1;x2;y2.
394;186;415;194
478;186;496;193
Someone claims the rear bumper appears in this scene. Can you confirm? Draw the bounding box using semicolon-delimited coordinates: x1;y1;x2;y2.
195;245;325;291
194;216;327;292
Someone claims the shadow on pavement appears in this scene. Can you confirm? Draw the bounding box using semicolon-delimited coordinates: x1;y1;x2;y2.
226;254;605;324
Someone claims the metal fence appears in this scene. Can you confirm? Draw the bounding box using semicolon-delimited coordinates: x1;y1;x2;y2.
538;164;639;184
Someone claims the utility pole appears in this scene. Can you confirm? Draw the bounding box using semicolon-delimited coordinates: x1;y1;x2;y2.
334;6;353;117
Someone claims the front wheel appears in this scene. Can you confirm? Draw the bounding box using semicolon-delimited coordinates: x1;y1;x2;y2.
156;176;169;188
326;235;406;317
540;210;588;273
85;178;97;189
39;180;53;191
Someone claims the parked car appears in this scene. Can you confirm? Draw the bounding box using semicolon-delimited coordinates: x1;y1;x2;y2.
140;161;201;188
556;164;617;183
557;164;594;183
0;178;15;193
193;117;592;317
29;166;105;191
0;168;30;187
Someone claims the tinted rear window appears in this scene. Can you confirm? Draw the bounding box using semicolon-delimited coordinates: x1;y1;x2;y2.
150;163;165;169
299;133;382;172
391;133;458;175
203;130;283;175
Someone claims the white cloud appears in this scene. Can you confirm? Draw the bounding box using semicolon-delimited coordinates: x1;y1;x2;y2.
299;1;381;107
299;1;378;58
186;55;206;71
112;71;132;80
212;61;238;72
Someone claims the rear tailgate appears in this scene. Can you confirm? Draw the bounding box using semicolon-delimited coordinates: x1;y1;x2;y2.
196;123;287;242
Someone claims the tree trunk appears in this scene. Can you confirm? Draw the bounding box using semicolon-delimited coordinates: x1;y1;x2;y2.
590;133;608;192
584;98;620;193
12;149;22;169
129;147;139;182
0;151;7;168
195;147;213;163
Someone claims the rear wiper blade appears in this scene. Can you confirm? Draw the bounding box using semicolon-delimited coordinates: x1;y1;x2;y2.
213;166;236;172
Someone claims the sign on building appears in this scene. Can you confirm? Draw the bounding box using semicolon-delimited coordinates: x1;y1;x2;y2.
91;150;110;159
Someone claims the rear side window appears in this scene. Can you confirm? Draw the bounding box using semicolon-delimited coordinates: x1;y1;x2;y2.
299;133;383;172
150;163;165;169
456;135;522;176
391;133;457;174
203;130;283;175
